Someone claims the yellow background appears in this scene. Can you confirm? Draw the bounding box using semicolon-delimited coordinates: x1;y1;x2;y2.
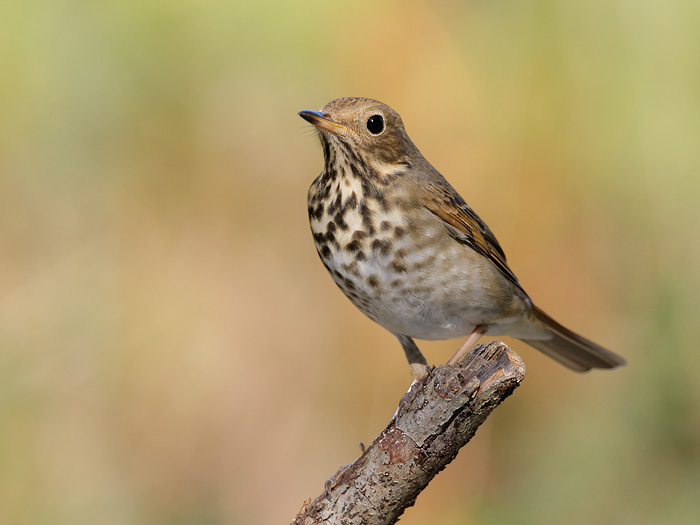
2;1;699;523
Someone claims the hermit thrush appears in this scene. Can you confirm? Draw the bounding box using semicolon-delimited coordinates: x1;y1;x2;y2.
299;97;625;381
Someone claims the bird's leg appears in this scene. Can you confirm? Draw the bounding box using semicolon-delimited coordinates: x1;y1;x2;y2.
395;334;428;382
446;324;488;365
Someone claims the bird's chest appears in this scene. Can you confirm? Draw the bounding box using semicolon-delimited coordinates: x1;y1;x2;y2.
309;176;413;306
308;174;463;334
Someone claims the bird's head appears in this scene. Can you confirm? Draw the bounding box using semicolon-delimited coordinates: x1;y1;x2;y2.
299;97;419;177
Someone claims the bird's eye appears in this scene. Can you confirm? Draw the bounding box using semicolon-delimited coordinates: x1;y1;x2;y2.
366;114;384;135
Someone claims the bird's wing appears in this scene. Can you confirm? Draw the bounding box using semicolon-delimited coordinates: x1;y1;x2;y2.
418;179;524;293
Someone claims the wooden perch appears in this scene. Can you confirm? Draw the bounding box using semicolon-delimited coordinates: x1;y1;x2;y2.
292;340;525;525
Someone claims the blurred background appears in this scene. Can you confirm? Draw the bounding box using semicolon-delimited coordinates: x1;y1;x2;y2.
1;1;699;523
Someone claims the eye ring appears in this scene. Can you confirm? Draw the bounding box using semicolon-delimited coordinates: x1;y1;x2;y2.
366;114;384;135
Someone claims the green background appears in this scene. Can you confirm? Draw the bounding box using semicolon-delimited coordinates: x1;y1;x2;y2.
2;1;699;523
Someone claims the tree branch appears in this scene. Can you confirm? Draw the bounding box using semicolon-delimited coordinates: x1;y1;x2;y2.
292;340;525;525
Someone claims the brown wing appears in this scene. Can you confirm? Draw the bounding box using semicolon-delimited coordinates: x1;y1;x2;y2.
418;178;525;293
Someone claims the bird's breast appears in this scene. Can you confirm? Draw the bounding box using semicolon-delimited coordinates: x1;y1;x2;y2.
308;175;520;340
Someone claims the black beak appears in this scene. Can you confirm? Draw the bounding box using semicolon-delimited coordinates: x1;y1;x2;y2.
298;110;348;135
298;110;328;125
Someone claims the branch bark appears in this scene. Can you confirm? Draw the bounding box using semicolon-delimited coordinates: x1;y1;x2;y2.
292;340;525;525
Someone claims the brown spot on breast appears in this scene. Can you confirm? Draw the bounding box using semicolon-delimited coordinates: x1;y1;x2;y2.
345;192;358;209
380;221;392;232
359;200;371;219
356;216;375;237
343;288;359;301
338;275;356;291
334;212;349;230
390;261;407;273
346;240;362;253
308;204;324;220
313;229;340;252
393;227;406;239
351;230;368;242
371;238;392;256
350;160;364;180
341;263;360;277
328;193;342;215
355;296;371;309
367;275;379;289
313;231;334;244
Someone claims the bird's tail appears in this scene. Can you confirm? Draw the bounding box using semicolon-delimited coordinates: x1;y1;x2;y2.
522;305;626;372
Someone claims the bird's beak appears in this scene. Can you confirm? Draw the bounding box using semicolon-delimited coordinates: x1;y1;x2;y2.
298;110;351;134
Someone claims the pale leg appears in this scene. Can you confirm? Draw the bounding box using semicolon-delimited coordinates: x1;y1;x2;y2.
394;333;428;381
446;324;488;365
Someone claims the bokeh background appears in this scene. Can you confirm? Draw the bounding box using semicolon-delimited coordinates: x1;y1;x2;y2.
2;1;699;524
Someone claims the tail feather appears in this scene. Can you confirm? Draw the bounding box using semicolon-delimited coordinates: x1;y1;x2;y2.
522;305;626;373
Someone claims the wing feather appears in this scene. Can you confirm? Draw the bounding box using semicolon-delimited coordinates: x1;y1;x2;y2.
418;179;524;293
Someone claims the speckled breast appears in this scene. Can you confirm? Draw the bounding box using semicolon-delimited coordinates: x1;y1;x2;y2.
308;171;479;340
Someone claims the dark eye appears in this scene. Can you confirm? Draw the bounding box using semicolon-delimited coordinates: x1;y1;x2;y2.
366;114;384;135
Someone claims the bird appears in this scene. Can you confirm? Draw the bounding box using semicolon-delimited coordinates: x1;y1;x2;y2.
299;97;626;381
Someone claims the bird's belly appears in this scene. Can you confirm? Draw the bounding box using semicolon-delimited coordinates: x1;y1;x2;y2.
315;219;519;341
